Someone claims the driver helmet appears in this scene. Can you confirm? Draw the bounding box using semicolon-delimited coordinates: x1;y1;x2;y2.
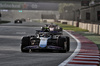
45;24;48;27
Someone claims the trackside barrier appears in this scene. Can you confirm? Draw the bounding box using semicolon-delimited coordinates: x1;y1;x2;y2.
60;20;100;35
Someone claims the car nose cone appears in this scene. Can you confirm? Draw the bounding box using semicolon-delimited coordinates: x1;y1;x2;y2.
39;44;46;48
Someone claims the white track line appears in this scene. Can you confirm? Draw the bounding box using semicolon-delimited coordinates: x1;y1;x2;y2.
58;30;81;66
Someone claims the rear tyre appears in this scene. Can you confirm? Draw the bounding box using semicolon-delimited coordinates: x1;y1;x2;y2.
14;21;17;23
21;37;31;53
20;22;22;23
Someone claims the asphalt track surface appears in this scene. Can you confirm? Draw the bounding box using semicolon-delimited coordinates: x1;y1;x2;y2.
0;22;77;66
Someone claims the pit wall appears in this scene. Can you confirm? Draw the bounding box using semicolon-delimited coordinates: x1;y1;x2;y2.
60;20;100;34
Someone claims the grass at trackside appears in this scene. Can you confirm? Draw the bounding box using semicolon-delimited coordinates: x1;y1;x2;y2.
55;22;100;51
55;22;88;32
0;21;11;24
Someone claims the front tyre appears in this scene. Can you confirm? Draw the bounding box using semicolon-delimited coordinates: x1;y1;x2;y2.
21;37;31;53
58;36;67;53
21;45;29;52
66;37;70;51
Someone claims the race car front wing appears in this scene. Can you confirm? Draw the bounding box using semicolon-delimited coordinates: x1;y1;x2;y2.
23;45;63;50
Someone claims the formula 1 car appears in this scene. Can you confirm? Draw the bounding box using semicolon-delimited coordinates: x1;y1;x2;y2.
41;24;63;34
14;19;22;23
21;31;70;53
